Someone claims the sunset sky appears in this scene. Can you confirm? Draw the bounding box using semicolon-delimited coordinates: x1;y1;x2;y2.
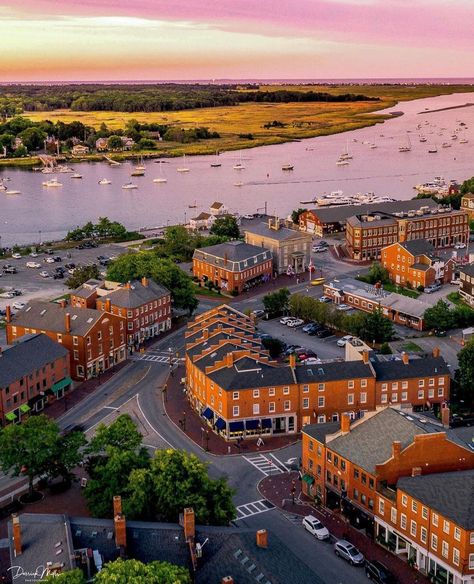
1;0;472;81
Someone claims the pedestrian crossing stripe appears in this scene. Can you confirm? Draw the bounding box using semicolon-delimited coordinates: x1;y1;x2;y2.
242;454;286;476
235;499;275;521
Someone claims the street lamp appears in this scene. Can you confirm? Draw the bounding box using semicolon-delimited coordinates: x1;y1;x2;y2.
182;411;186;431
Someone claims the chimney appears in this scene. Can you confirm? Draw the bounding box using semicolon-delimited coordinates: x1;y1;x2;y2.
222;578;234;584
203;328;209;340
289;353;296;368
59;299;67;309
141;276;148;288
432;346;440;359
411;467;422;477
12;514;22;556
441;405;450;428
361;350;369;364
105;298;112;312
392;441;401;459
114;512;126;549
125;281;131;289
340;413;351;433
64;313;71;334
183;508;195;542
401;352;409;365
226;352;234;368
256;529;268;548
113;495;122;516
6;305;11;323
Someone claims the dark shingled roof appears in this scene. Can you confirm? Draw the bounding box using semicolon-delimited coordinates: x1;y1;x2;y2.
295;360;373;383
186;320;257;344
397;470;474;530
327;408;437;473
302;421;340;443
459;263;474;278
191;340;265;370
243;221;311;242
411;263;431;271
194;240;271;263
208;355;294;390
399;240;435;256
100;279;169;309
371;356;449;381
0;333;68;387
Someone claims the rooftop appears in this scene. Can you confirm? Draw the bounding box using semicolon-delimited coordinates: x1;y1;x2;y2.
302;421;341;443
99;279;169;309
397;470;474;530
459;263;474;278
295;360;373;383
244;220;311;242
193;241;271;267
398;239;436;257
371;355;450;381
0;333;68;387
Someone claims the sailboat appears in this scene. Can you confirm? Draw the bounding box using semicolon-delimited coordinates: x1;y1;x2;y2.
135;156;146;171
153;160;168;183
177;154;190;172
282;164;294;171
399;133;412;152
233;151;245;170
210;151;221;168
188;200;197;208
339;140;353;160
428;145;438;154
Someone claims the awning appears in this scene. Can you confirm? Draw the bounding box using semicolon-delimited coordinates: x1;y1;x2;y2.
229;421;244;432
245;419;260;430
51;377;72;394
5;412;16;421
302;474;315;485
19;404;31;414
202;407;214;420
261;418;272;429
215;418;226;430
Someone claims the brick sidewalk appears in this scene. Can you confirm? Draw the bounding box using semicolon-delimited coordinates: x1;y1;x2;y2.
259;472;429;584
164;366;299;455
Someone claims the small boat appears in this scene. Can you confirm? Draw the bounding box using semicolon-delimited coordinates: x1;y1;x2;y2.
135;156;146;171
419;136;427;143
210;151;221;167
130;169;145;177
98;178;112;185
459;138;469;144
5;190;21;195
0;183;6;191
233;150;245;170
71;173;82;179
428;147;438;154
369;143;377;149
153;161;167;182
234;182;244;187
177;154;190;172
336;159;349;166
122;182;138;190
399;133;412;152
442;142;451;148
339;140;353;160
282;164;294;171
188;201;197;208
42;178;62;187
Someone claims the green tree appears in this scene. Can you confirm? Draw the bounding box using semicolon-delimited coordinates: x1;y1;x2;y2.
162;226;195;261
0;132;14;152
456;338;474;405
40;568;86;583
18;126;46;150
87;414;144;454
290;208;307;225
379;342;392;355
423;299;454;331
94;558;190;584
367;262;389;284
209;216;240;239
0;415;84;499
262;288;290;316
137;138;156;150
261;337;284;358
460;176;474;196
360;308;394;343
107;135;123;150
66;264;101;289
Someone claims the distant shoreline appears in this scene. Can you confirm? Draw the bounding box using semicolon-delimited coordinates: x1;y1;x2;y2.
418;102;474;114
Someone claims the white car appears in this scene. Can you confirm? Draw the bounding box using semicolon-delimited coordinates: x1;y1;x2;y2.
12;301;26;310
280;316;295;325
454;242;466;250
302;515;330;540
30;252;38;258
287;318;304;327
26;261;41;269
302;357;322;365
45;257;56;263
450;279;461;286
337;335;353;347
243;214;254;220
39;270;49;278
12;253;22;259
336;303;352;311
68;268;76;275
0;291;15;299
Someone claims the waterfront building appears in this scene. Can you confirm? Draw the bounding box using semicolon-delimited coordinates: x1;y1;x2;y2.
461;193;474;221
459;264;474;307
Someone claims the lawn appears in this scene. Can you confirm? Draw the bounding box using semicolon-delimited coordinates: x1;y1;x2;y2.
356;276;420;298
401;341;424;352
447;291;463;305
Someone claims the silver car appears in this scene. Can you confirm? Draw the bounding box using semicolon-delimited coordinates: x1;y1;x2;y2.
334;540;365;566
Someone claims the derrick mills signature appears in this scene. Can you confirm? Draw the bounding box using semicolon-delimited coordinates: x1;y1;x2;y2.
8;566;61;581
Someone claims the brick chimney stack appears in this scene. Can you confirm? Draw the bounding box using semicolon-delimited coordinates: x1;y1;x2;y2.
105;298;112;312
256;529;268;548
59;299;67;309
222;578;234;584
114;512;126;549
183;508;195;542
361;350;369;364
113;495;122;516
392;441;402;459
141;276;149;288
12;514;22;556
441;404;450;428
289;353;296;368
6;305;11;323
340;413;351;434
401;352;409;365
64;313;71;334
432;346;440;358
226;352;234;368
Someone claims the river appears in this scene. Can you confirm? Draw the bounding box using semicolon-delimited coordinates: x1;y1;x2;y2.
0;91;473;246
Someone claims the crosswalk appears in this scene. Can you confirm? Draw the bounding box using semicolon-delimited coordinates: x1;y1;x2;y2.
136;354;183;364
242;453;288;476
235;499;275;521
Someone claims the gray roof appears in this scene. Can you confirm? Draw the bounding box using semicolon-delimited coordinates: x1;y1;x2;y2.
0;334;68;387
327;408;436;474
306;199;438;224
459;263;474;278
302;421;340;443
208;355;294;390
399;240;435;256
192;212;211;221
411;263;431;271
186;320;257;344
372;355;449;381
295;361;373;383
193;241;271;269
10;300;108;336
244;221;311;242
397;470;474;530
8;514;74;584
347;213;397;228
100;279;169;309
190;339;265;369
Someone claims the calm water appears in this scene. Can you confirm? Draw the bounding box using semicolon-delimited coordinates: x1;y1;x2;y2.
1;92;473;246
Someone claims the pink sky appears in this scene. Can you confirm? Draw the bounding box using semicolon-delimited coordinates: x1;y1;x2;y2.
1;0;473;81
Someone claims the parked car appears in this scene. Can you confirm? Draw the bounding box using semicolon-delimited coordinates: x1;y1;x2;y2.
302;322;317;333
26;262;41;269
45;248;54;254
99;258;111;266
450;278;461;285
319;296;332;303
284;345;303;356
29;251;39;258
302;357;322;365
39;270;49;278
0;291;14;298
365;560;397;583
3;266;17;274
425;283;441;294
302;515;330;540
12;253;22;259
451;413;474;428
53;256;62;262
434;329;446;337
307;324;324;335
454;242;466;250
287;318;304;328
336;303;352;311
312;246;328;253
251;309;266;319
280;316;295;325
68;268;76;275
316;328;332;338
64;263;76;270
12;301;26;310
311;277;326;286
337;335;353;347
334;540;365;566
11;289;22;296
44;256;56;263
53;272;64;279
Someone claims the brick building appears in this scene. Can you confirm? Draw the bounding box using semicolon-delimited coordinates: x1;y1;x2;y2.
381;240;455;289
461;192;474;221
459;264;474;307
0;333;70;426
185;305;450;440
71;278;171;351
301;408;474;582
346;206;469;261
192;241;273;294
6;301;126;381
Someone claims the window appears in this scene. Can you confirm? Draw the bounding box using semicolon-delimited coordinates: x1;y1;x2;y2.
341;460;346;471
253;404;260;415
303;384;309;393
233;391;239;400
284;400;290;411
379;499;385;515
353;489;359;500
402;494;408;507
361;494;366;505
443;520;450;534
420;526;427;544
269;387;275;396
438;388;444;397
232;406;239;417
309;440;314;452
422;506;428;520
432;513;439;527
471;533;474;545
391;382;398;390
431;534;438;551
412;500;418;513
283;386;290;395
391;393;398;403
318;396;325;407
360;392;367;404
361;473;367;485
353;468;359;479
410;520;417;537
302;397;309;409
381;394;388;404
269;402;275;413
418;379;424;387
454;527;461;542
381;383;387;391
391;508;397;524
469;554;474;570
73;336;78;346
253;389;260;398
361;379;367;388
442;540;449;559
333;455;339;468
318;383;325;391
418;390;424;399
348;380;354;389
453;548;460;566
73;350;79;361
347;394;354;405
402;381;408;389
327;452;332;462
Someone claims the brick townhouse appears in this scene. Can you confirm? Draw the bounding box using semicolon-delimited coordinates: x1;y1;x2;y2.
345;206;469;261
381;240;456;289
6;301;126;381
461;192;474;221
0;333;70;426
459;263;474;307
185;305;450;440
301;408;474;583
71;277;171;351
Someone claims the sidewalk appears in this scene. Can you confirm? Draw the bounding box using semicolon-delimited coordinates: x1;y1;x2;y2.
259;472;429;584
164;366;299;455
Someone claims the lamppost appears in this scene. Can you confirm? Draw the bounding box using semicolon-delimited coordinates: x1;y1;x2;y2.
182;411;186;432
205;430;210;451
